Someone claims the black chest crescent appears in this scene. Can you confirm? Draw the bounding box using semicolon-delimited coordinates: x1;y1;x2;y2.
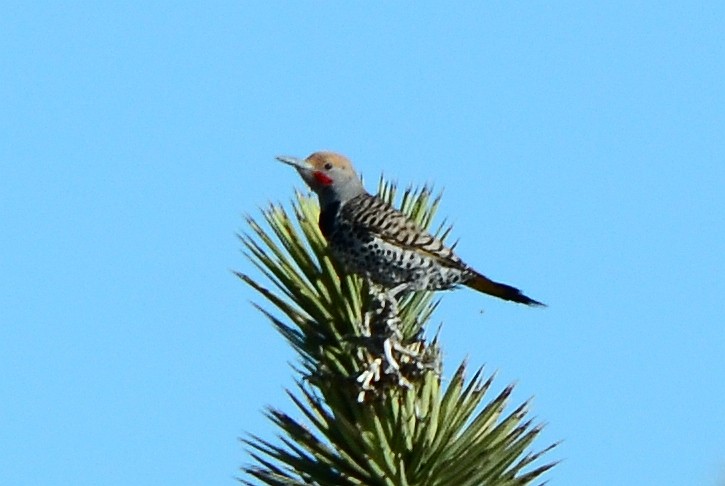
318;201;341;239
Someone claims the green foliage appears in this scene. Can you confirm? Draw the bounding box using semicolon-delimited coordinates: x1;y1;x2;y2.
238;181;557;485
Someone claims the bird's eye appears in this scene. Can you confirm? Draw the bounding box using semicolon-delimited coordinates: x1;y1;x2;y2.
324;163;333;170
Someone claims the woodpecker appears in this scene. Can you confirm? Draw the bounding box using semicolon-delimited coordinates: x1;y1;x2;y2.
276;151;544;306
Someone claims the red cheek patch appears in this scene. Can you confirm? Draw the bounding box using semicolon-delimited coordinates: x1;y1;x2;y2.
313;171;333;186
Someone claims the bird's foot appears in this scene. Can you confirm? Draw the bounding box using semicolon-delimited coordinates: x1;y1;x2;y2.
369;283;408;318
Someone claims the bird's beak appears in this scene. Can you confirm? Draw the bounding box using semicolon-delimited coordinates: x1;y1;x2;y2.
275;155;311;171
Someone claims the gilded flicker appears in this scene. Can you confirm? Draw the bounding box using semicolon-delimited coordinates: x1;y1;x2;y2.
276;151;544;306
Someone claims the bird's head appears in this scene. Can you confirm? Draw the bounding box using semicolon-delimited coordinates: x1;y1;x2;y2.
276;151;365;205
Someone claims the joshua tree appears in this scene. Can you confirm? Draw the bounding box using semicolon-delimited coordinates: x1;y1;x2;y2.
238;180;557;485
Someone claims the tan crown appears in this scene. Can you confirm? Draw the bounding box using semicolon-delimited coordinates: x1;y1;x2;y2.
305;151;357;175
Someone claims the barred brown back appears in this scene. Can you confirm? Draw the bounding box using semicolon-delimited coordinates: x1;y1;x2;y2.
322;193;474;291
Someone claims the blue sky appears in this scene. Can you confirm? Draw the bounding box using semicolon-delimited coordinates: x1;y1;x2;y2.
1;2;723;485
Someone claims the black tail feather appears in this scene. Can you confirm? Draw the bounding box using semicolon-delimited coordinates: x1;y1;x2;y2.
465;273;545;307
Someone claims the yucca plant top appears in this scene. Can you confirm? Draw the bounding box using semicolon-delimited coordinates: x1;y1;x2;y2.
238;179;557;485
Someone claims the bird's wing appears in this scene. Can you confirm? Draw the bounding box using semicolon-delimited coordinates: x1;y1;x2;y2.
341;193;466;268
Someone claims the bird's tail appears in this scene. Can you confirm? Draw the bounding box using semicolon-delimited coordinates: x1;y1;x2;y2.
465;272;545;306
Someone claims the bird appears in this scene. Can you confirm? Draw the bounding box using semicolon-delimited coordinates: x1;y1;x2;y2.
276;151;544;306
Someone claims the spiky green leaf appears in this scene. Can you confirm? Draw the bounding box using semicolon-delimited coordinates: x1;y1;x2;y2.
239;181;557;485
